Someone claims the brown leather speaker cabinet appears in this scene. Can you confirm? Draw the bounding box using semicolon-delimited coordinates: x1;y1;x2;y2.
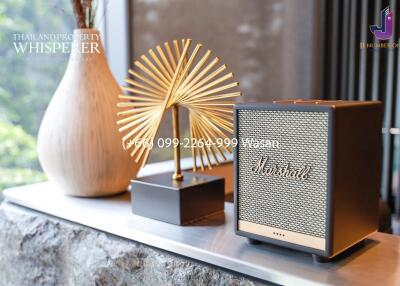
234;100;382;262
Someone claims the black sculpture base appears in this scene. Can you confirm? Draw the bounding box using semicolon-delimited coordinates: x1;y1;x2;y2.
130;171;224;225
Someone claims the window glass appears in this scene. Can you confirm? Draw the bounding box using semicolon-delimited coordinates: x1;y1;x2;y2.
0;0;74;191
131;0;316;162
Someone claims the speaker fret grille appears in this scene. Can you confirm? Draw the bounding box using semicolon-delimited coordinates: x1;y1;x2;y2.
237;110;329;238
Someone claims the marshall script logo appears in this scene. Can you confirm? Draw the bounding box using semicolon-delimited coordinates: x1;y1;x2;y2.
251;156;311;181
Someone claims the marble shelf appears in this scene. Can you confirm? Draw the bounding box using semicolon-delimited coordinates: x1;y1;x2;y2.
2;182;400;286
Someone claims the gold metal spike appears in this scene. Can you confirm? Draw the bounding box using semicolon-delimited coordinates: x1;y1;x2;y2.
117;39;241;180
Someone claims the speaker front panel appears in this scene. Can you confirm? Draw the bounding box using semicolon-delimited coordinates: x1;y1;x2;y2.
237;109;329;251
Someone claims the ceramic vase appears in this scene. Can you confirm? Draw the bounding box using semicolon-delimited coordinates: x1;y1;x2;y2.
37;29;139;196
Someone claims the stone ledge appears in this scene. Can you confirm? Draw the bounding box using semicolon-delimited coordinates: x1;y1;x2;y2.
0;202;268;286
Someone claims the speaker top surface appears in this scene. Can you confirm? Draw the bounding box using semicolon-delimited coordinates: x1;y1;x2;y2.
235;100;381;110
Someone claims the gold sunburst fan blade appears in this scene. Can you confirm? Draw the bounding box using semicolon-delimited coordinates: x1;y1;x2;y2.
117;39;241;176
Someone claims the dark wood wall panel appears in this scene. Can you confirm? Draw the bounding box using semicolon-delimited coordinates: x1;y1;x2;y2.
322;0;400;214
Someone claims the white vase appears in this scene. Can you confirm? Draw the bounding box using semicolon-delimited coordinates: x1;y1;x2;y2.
37;29;139;196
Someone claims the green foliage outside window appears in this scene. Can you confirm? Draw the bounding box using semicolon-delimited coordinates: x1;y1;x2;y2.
0;120;46;190
0;0;74;192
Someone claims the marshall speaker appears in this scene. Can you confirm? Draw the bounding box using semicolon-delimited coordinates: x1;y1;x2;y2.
234;100;382;261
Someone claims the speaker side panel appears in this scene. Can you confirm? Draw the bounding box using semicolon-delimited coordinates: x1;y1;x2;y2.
331;104;382;256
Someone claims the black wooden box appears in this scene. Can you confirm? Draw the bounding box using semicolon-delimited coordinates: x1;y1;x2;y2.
130;171;224;225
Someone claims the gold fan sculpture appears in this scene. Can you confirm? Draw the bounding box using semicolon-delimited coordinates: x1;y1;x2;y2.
117;39;241;181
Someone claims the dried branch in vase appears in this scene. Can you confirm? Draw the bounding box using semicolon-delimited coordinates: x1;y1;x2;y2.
70;0;97;29
70;0;86;28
